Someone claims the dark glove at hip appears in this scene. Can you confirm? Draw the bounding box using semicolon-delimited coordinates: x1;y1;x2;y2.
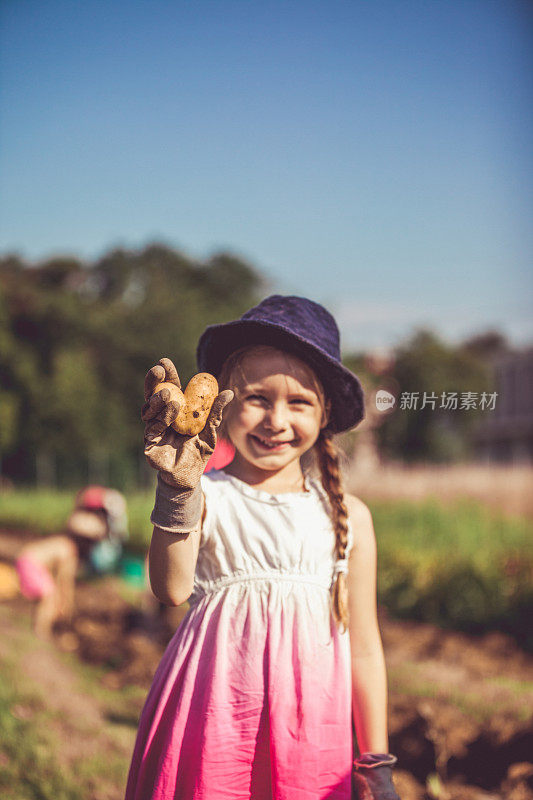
352;753;401;800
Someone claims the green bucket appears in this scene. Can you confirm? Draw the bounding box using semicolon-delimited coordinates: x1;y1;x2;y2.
119;555;146;588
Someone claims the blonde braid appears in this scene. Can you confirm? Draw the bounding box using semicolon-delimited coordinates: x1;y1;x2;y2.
315;430;350;633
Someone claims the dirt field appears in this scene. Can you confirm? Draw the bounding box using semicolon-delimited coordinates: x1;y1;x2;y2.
1;528;532;800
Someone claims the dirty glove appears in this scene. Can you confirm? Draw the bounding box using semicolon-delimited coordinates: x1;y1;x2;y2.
142;358;233;533
352;753;400;800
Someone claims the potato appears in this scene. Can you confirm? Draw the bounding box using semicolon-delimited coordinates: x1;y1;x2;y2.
153;372;219;436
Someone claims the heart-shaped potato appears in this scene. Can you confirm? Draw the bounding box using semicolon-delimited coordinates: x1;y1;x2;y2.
153;373;219;436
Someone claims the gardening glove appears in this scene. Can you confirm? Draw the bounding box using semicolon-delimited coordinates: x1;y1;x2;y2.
352;753;401;800
142;357;233;533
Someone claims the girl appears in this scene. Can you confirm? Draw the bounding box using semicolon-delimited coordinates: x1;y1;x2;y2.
125;295;401;800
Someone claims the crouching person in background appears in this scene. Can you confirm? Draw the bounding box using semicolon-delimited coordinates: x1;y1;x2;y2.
15;486;128;638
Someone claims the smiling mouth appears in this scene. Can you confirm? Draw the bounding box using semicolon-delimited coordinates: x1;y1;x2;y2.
250;435;295;450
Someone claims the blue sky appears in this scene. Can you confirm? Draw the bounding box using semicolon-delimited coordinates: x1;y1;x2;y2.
1;0;531;351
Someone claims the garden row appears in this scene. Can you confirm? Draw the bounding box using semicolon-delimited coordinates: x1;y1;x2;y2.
1;489;531;648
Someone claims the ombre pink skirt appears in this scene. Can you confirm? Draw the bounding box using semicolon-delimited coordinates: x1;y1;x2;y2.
124;580;353;800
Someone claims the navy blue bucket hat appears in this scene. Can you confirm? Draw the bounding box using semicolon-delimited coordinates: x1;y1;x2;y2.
196;295;365;433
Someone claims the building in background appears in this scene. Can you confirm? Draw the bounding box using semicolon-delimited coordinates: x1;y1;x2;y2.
473;347;533;464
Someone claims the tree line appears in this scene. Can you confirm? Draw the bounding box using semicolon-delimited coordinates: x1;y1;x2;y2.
0;244;262;486
0;243;506;487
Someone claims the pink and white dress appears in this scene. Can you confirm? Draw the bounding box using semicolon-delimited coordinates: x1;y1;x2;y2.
125;469;354;800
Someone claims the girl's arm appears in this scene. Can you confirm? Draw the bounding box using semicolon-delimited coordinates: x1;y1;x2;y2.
345;494;389;754
148;494;204;606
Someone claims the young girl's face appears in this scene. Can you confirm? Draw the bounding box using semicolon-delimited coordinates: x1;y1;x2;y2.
223;347;328;474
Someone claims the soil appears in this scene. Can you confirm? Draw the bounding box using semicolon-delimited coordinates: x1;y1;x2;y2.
1;528;532;800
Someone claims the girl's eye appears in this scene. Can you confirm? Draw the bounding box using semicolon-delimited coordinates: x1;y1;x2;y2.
244;394;312;406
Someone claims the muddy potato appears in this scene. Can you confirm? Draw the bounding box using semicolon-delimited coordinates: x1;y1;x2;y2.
173;373;219;436
153;373;219;436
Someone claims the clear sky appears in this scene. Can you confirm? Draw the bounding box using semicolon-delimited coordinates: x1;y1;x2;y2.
1;0;531;351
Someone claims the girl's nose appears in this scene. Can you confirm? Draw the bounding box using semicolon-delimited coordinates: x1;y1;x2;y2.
263;403;288;431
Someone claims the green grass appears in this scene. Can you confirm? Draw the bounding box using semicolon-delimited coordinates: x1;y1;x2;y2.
370;496;532;567
0;489;75;535
2;487;529;557
484;675;533;700
0;660;83;800
0;606;140;800
123;490;156;549
0;487;154;550
369;497;533;647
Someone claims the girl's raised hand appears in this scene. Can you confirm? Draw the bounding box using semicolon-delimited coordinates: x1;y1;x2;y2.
141;358;233;490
